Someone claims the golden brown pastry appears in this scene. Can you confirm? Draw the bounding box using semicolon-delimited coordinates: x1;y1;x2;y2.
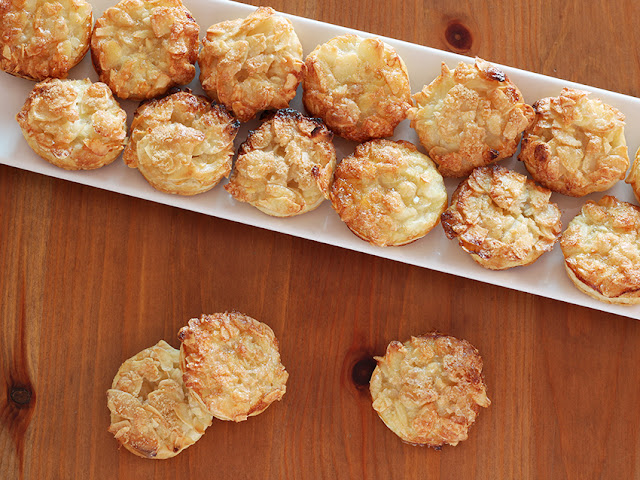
370;333;490;447
91;0;199;100
178;312;288;422
408;57;534;177
560;196;640;305
225;109;336;216
303;34;411;142
626;147;640;203
123;90;239;195
0;0;92;80
330;139;447;247
441;165;562;270
16;78;127;170
199;7;303;122
107;340;213;459
519;88;629;197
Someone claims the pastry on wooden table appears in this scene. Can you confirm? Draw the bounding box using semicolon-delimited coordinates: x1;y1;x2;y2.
329;139;447;247
225;108;336;216
123;90;239;195
560;195;640;305
519;88;629;197
107;340;213;459
302;34;411;142
370;333;490;448
16;78;127;170
408;57;534;177
91;0;199;100
199;7;303;122
0;0;92;80
625;147;640;203
441;165;562;270
178;312;288;422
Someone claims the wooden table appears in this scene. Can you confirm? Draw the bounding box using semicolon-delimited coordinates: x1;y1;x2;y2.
2;1;640;478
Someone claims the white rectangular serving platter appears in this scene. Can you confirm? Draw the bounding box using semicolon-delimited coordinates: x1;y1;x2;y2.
2;0;640;319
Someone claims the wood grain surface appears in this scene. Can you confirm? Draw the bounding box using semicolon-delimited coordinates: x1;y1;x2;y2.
2;0;640;479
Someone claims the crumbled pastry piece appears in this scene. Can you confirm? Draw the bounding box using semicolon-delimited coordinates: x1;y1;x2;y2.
225;109;336;216
303;34;412;142
560;196;640;305
107;340;213;459
178;312;288;422
0;0;92;80
16;78;127;170
370;333;490;447
441;165;562;270
330;139;447;247
123;90;239;195
408;58;534;177
199;7;303;122
519;88;629;197
91;0;199;100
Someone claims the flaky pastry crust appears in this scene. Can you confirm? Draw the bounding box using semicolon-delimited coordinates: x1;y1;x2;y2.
302;34;411;142
330;139;447;247
123;90;239;195
519;88;629;197
0;0;92;80
441;165;562;270
626;147;640;203
370;333;490;447
199;7;303;122
225;109;336;216
107;340;213;459
560;196;640;305
408;58;534;177
91;0;199;100
178;312;288;422
16;78;127;170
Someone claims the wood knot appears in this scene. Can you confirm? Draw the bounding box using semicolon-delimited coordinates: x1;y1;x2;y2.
351;356;377;389
444;21;473;52
10;386;32;407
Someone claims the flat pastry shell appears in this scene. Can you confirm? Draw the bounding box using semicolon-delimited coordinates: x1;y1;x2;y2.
519;88;629;197
91;0;199;100
560;195;640;304
199;6;303;122
408;57;534;177
178;312;288;422
0;0;93;81
330;139;447;247
441;165;562;270
16;78;127;170
107;340;213;459
225;108;336;216
123;90;239;195
370;333;490;447
303;34;411;142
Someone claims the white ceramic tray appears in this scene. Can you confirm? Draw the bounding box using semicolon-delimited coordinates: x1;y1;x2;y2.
2;0;639;319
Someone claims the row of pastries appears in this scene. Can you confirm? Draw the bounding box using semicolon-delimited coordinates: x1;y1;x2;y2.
3;1;640;306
